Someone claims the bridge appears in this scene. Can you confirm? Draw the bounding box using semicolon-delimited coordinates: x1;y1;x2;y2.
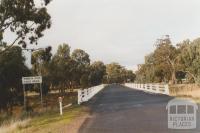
77;84;200;133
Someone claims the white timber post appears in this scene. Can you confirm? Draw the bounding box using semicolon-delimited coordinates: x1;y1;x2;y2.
164;84;169;95
58;97;63;115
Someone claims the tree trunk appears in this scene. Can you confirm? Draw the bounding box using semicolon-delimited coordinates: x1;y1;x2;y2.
171;69;177;84
169;60;177;84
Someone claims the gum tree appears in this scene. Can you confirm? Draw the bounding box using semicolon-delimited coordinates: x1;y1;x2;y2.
0;46;30;112
0;0;51;53
178;38;200;84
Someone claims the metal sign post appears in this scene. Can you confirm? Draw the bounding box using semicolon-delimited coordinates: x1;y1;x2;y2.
40;83;43;107
23;84;26;110
22;76;43;110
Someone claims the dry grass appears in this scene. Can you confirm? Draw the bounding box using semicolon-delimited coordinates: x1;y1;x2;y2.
169;84;200;97
0;91;79;133
169;84;200;103
25;92;77;113
0;105;86;133
18;105;85;133
0;119;31;133
27;89;79;96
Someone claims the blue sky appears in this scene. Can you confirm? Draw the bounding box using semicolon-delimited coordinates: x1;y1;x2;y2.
7;0;200;70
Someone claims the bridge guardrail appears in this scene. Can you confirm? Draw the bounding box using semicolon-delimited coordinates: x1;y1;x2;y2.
78;84;106;104
124;83;169;95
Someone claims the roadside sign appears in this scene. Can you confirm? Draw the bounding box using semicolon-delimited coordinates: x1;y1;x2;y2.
22;76;43;110
22;76;42;84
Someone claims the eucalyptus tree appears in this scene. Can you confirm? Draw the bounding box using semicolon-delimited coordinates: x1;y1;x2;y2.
153;35;179;84
106;62;126;83
49;44;72;93
178;38;200;84
124;70;136;82
0;46;30;112
0;0;51;53
89;61;106;86
71;49;90;86
136;53;157;83
31;46;52;75
136;36;180;84
31;46;52;95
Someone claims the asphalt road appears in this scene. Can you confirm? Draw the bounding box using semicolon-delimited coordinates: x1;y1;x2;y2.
78;84;200;133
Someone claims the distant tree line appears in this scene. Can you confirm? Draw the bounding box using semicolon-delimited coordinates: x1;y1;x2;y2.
136;35;200;85
31;43;136;90
0;44;135;112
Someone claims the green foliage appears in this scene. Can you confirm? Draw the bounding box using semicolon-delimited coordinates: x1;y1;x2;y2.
0;46;30;111
0;0;51;52
71;49;90;66
136;36;179;83
43;44;93;92
89;61;106;86
31;47;52;75
30;46;52;95
178;38;200;83
106;62;135;83
38;44;134;91
71;49;90;86
49;44;74;88
136;36;200;84
80;74;90;89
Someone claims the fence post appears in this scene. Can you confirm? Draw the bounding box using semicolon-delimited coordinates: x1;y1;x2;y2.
124;83;169;95
164;84;169;95
156;84;159;93
77;84;106;104
78;90;81;104
149;84;152;92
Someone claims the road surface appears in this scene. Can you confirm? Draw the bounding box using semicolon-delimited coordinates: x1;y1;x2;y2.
78;84;200;133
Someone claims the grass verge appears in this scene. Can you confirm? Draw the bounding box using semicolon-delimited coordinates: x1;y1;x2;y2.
0;105;86;133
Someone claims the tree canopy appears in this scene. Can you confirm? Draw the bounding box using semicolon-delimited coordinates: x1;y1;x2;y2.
0;0;51;53
136;36;200;84
106;62;135;83
0;46;30;111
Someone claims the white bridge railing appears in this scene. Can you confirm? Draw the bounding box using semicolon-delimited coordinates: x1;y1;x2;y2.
78;84;106;104
124;83;169;95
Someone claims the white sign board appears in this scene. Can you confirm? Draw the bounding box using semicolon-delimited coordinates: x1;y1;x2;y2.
22;76;42;84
